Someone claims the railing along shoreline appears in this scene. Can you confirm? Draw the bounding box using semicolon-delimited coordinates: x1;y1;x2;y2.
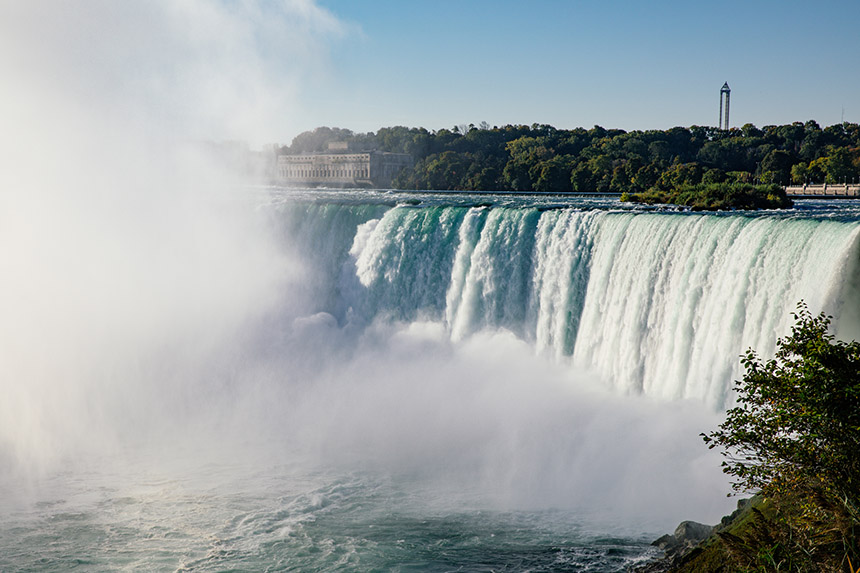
784;183;860;198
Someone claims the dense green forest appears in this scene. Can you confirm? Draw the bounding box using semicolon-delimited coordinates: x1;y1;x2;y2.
278;121;860;193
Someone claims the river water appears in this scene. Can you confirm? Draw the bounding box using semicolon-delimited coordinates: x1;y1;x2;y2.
2;191;858;571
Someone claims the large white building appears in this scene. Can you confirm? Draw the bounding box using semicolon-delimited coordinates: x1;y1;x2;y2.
276;150;413;188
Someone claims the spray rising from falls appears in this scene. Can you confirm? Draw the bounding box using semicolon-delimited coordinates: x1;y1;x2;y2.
3;197;857;569
282;201;860;410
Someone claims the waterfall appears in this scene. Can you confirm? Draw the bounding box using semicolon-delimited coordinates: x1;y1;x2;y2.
278;201;860;409
572;213;859;406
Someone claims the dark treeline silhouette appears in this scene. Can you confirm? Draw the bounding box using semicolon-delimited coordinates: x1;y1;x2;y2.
279;121;860;192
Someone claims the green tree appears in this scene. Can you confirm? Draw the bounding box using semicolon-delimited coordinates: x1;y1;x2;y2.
583;155;613;191
556;128;591;156
648;140;672;165
775;122;806;155
534;155;574;192
654;162;703;191
502;136;553;191
741;123;764;139
702;167;726;184
704;304;860;500
503;159;534;191
609;164;631;192
632;163;661;190
790;162;809;184
465;165;502;191
414;151;470;190
822;146;857;184
759;149;793;185
569;162;594;192
697;139;750;172
807;156;828;183
725;170;753;184
702;304;860;570
286;120;860;194
288;126;357;153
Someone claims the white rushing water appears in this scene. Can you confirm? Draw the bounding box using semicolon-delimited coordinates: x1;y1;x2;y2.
335;202;860;409
2;192;859;571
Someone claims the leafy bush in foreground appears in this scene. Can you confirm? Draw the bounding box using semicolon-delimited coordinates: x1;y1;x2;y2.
700;304;860;571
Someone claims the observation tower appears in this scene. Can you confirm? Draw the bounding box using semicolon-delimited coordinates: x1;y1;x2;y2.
719;82;731;130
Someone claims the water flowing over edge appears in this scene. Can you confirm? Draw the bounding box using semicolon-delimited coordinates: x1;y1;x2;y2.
282;200;860;410
2;196;858;571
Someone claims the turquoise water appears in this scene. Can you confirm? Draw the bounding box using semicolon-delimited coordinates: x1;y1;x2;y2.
2;191;859;571
1;458;660;571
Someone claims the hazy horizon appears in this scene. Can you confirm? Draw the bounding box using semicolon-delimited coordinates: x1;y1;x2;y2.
5;1;858;150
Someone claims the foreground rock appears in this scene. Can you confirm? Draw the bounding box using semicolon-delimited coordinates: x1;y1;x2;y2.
634;498;754;572
635;521;713;572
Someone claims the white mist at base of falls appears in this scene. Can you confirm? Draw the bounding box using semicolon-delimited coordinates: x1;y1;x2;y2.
2;192;859;571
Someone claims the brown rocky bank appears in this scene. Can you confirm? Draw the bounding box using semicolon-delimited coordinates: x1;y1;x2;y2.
635;497;756;572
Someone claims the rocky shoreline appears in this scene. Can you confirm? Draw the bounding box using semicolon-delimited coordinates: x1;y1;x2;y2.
634;498;755;572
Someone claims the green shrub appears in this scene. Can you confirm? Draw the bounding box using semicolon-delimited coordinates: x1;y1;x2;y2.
622;183;792;210
699;303;860;571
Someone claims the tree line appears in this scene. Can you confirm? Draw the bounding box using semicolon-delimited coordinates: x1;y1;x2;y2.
278;121;860;192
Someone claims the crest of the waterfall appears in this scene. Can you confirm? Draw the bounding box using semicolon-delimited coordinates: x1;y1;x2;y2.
290;201;860;411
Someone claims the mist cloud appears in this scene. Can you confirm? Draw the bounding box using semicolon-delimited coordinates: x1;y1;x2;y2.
0;0;347;146
0;0;349;472
0;1;733;536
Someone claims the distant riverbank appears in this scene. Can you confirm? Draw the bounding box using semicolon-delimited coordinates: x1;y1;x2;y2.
785;183;860;197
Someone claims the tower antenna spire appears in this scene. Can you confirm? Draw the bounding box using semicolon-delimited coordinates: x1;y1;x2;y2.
719;82;731;130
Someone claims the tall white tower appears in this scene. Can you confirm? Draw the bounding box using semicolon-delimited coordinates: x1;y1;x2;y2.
719;82;731;130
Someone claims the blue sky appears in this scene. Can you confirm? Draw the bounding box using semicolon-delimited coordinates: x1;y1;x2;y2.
286;0;860;142
3;1;858;147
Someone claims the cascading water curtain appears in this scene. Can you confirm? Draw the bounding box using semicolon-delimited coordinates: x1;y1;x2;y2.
283;201;860;410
